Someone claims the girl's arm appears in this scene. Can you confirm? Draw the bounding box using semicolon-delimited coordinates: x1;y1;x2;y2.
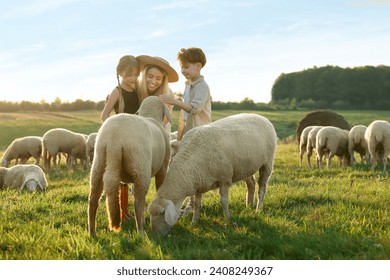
101;87;120;122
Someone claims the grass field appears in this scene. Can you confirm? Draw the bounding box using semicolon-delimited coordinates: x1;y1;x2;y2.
0;110;389;260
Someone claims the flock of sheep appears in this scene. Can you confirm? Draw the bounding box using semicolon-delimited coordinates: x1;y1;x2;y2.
1;97;389;236
299;120;390;171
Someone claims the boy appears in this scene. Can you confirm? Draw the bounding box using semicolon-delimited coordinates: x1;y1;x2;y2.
159;47;211;139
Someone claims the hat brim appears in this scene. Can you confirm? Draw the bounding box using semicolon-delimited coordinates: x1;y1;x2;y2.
137;55;179;83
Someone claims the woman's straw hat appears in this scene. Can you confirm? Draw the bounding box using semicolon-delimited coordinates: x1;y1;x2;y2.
137;55;179;82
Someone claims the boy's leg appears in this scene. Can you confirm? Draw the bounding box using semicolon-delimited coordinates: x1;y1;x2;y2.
120;183;132;221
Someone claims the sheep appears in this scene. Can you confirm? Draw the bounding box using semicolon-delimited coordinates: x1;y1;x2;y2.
299;126;315;166
88;96;171;236
0;164;47;192
348;125;368;165
364;120;390;171
86;132;98;168
148;113;277;235
296;110;350;145
305;126;323;168
315;126;351;168
1;136;42;167
42;128;87;172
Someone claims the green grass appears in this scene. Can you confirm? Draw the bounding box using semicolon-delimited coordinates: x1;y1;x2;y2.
0;110;389;260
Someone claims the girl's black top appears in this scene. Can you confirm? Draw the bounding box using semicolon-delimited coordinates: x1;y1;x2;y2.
114;87;139;114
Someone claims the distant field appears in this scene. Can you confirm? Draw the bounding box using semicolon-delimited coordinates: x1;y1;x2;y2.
0;110;389;260
1;109;389;150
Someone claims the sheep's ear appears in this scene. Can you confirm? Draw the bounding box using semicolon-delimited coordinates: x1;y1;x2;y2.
164;200;180;226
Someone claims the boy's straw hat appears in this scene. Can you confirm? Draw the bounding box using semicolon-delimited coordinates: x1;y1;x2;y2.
137;55;179;82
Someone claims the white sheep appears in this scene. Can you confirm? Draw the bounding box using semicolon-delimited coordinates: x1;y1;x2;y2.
0;164;47;192
305;126;323;168
316;126;350;168
42;128;87;172
299;126;315;166
148;113;277;235
364;120;390;171
86;132;98;168
1;136;42;167
88;96;171;236
348;125;368;165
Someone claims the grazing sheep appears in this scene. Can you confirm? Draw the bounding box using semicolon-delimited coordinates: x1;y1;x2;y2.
86;132;98;168
1;136;42;167
364;120;390;171
42;128;87;172
88;96;171;236
296;110;350;145
148;113;277;235
316;126;351;168
306;126;323;168
299;126;315;166
0;164;47;192
348;125;368;165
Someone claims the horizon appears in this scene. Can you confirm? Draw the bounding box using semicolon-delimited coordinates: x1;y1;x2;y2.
1;0;389;104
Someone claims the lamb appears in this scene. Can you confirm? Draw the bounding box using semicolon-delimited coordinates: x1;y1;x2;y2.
0;164;47;192
42;128;87;172
88;96;171;236
364;120;390;171
1;136;42;167
305;126;323;168
299;126;315;166
348;125;368;165
148;113;277;235
86;132;98;168
315;126;351;168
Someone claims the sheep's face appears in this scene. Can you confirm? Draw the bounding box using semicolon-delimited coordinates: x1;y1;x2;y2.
22;178;45;192
148;198;179;235
150;213;172;236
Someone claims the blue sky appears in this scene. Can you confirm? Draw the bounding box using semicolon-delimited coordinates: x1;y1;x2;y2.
1;0;389;103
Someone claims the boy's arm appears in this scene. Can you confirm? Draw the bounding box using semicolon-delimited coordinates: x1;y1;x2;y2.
159;95;193;113
186;82;210;115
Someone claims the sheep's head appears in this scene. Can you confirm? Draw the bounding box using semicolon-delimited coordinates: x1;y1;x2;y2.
21;174;47;192
148;197;180;235
138;96;171;126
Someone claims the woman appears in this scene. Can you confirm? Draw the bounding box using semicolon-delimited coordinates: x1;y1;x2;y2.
136;55;179;132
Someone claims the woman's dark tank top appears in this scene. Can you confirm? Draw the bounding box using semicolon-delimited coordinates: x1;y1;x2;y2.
115;87;139;114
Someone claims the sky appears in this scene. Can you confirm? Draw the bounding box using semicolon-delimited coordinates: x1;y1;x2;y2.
1;0;389;104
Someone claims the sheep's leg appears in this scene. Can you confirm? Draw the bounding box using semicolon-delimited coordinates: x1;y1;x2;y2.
106;187;121;232
257;165;271;211
317;151;324;169
244;175;256;207
53;154;59;173
133;180;149;234
192;193;203;224
327;153;334;168
219;183;230;220
88;176;103;236
307;147;312;168
299;147;304;167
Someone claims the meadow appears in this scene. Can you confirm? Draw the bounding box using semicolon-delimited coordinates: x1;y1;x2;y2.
0;110;389;260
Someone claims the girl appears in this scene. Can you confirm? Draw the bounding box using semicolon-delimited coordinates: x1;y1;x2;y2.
101;55;140;121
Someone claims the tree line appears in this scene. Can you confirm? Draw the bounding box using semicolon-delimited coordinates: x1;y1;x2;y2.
0;96;276;112
271;65;390;110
